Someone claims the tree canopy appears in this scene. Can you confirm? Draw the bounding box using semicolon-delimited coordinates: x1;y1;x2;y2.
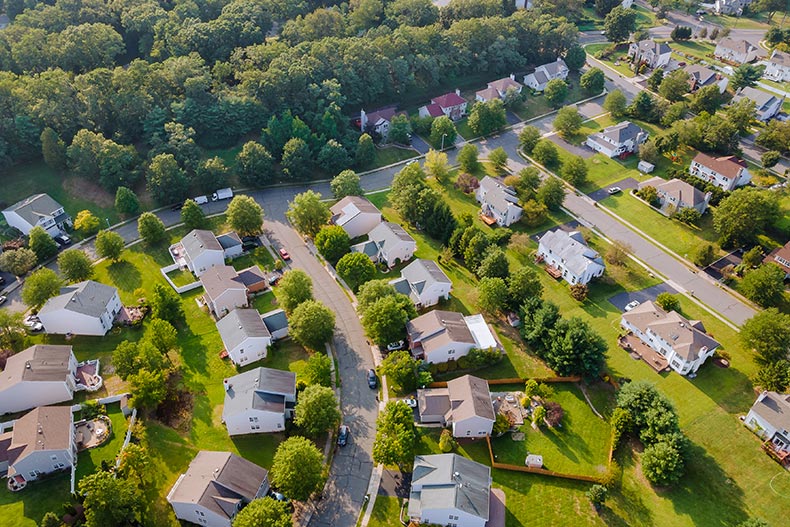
270;436;324;501
287;190;331;238
289;300;336;350
227;195;264;236
294;384;341;436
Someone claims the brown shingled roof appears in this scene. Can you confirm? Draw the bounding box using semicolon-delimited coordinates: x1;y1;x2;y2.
447;375;495;422
692;152;747;180
0;345;73;385
6;406;73;466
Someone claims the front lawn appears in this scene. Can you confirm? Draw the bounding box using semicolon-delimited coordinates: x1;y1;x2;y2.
585;44;636;78
370;146;418;169
366;497;403;527
554;148;650;193
231;246;276;272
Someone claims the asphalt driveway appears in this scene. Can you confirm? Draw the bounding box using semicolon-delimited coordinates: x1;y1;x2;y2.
608;282;680;312
587;177;640;202
530;220;581;243
547;134;593;159
410;135;432;154
378;469;411;498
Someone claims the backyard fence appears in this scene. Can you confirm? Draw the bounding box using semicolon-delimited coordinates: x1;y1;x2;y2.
484;436;603;484
160;263;202;294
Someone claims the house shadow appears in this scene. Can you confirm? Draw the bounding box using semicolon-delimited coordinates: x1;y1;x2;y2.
106;259;142;292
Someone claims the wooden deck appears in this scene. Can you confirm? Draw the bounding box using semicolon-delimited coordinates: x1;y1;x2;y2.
619;334;670;373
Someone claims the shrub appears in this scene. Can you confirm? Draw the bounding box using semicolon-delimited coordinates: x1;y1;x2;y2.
570;283;589;301
446;359;457;372
439;429;456;453
655;292;680;312
544;401;564;427
493;413;511;435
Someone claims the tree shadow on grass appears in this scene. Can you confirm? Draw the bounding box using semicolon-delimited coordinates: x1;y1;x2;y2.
691;359;756;414
106;259;142;292
177;326;209;375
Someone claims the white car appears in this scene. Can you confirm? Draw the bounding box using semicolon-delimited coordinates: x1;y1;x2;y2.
404;397;418;409
23;315;40;327
608;186;622;194
387;340;405;351
0;296;6;305
28;322;43;332
624;300;641;312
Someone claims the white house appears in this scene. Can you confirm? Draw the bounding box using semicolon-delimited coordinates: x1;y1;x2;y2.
171;229;242;277
689;152;752;191
732;87;784;121
417;375;496;439
475;75;522;103
744;391;790;454
360;106;407;141
222;367;297;436
329;196;382;239
714;38;760;64
200;265;249;318
586;121;648;158
764;50;790;82
351;221;416;268
389;259;452;309
167;451;270;527
0;345;77;415
628;39;672;70
715;0;752;14
523;58;569;92
261;309;289;340
638;177;712;215
216;309;272;366
37;280;122;336
621;300;720;375
0;406;76;488
764;242;790;279
408;453;492;527
537;230;605;286
407;311;499;364
684;64;729;94
476;176;523;227
2;194;71;237
418;90;468;121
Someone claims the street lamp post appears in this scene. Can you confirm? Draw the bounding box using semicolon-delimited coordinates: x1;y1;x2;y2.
105;218;110;228
441;133;448;150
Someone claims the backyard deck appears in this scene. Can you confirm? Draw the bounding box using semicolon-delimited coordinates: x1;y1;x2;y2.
618;334;670;373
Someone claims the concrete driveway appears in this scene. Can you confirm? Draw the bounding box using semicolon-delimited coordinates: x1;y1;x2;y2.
608;282;680;312
587;177;640;202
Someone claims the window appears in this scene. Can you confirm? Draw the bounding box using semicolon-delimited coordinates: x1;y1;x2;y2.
448;349;455;355
50;455;58;461
249;417;255;422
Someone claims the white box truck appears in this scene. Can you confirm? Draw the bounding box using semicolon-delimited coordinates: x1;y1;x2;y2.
212;188;233;201
193;195;209;204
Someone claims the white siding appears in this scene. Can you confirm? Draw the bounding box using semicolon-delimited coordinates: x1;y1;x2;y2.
228;336;271;366
170;502;232;527
189;250;225;277
12;448;74;481
419;283;452;308
39;310;110;336
223;409;285;436
209;289;248;319
424;341;476;364
341;213;381;239
452;415;494;438
0;381;75;415
419;507;487;527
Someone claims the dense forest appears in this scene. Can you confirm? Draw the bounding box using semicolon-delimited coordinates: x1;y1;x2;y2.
0;0;580;202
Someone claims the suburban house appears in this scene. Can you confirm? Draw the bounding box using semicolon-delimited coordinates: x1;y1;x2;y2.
408;453;492;527
222;367;296;436
417;375;496;438
475;75;522;103
233;265;268;295
732;87;784;121
329;196;382;239
684;64;729;93
714;0;752;14
689;152;752;191
523;58;569;92
389;259;453;308
351;221;417;268
200;265;249;318
764;50;790;82
627;39;672;70
216;309;272;366
37;280;122;336
537;230;605;286
744;391;790;455
714;37;760;64
763;241;790;278
585;121;648;158
0;406;76;488
407;311;499;364
418;90;468;121
167;451;270;527
170;229;243;277
476;176;523;227
360;106;407;141
261;309;289;340
0;345;77;415
2;194;72;237
638;177;712;215
621;300;721;375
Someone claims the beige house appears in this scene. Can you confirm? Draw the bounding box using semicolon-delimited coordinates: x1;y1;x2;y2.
407;311;499;364
689;153;751;191
0;345;78;415
330;196;382;239
417;375;496;438
638;177;711;215
200;265;249;318
351;221;417;268
714;38;760;64
475;75;522;103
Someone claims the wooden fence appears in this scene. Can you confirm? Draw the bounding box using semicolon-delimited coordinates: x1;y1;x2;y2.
484;436;603;484
427;376;581;389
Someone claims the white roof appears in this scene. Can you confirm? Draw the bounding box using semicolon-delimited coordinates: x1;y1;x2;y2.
463;314;497;350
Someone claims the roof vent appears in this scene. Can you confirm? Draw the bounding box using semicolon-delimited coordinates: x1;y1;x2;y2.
25;362;31;369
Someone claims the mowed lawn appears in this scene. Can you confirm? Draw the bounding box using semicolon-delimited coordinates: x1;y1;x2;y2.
491;383;612;477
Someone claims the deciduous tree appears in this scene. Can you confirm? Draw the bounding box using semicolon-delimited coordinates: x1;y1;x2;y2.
537;177;565;210
519;126;542;154
235;141;274;187
379;350;420;393
58;249;93;282
150;283;183;324
478;276;508;313
740;264;786;307
41;127;66;170
336;252;376;291
741;308;790;365
196;157;229;193
457;144;480;173
282;138;312;180
604;89;628;118
79;471;142;527
356;133;376;169
287;190;331;238
314;226;350;264
137;212;166;245
181;199;206;230
115;187;140;215
642;440;685;486
713;188;780;247
295;384;341;436
270;437;324;501
468;99;507;136
74;210;101;236
476;247;509;279
429;116;457;149
0;248;37;277
554;106;583;140
303;353;333;387
22;268;62;309
580;67;605;94
604;6;637;43
731;64;763;90
659;70;690;102
227;195;264;236
425;149;451;183
508;266;543;307
655;292;681;312
277;269;313;312
532;139;559;167
543;79;568;108
561;156;588;186
233;498;292;527
129;369;168;411
330;170;362;198
290;300;335;350
361;294;417;346
28;226;59;262
372;401;416;471
95;230;124;261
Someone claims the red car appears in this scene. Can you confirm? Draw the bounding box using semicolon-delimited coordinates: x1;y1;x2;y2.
279;247;291;260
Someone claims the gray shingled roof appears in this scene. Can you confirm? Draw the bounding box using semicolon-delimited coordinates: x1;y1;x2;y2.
38;281;117;319
769;50;790;67
447;375;495;422
400;260;451;293
330;196;381;226
261;309;288;333
6;406;73;466
540;58;567;77
717;37;756;54
538;230;605;278
733;86;781;111
182;229;222;257
223;367;296;417
478;176;521;217
635;39;671;56
368;222;415;255
216;232;242;250
0;345;73;385
3;194;64;226
600;121;645;144
216;308;271;353
750;392;790;435
408;454;491;521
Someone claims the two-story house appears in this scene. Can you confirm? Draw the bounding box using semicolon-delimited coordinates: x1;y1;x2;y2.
418;91;468;121
638;177;712;215
715;0;752;14
714;37;760;64
359;106;407;141
216;308;273;366
684;64;729;94
476;176;523;227
621;300;720;375
37;280;122;336
523;58;569;92
585;121;648;158
2;194;72;237
171;229;243;277
329;196;382;239
389;259;453;309
537;230;606;285
732;86;784;121
222;367;297;436
407;311;499;364
351;221;417;268
763;241;790;279
744;391;790;455
764;50;790;82
628;39;672;70
0;345;78;415
475;75;522;103
200;265;249;319
167;451;270;527
689;152;752;191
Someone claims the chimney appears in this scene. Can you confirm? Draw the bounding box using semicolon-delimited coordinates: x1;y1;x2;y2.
509;73;515;81
455;88;461;96
223;378;231;391
360;109;367;129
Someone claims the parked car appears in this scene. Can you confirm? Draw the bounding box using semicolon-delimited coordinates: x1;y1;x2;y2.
0;296;6;305
23;315;40;328
607;187;622;194
387;340;405;351
404;397;418;408
337;425;350;447
28;322;43;332
267;273;281;286
54;234;72;246
193;195;209;205
625;300;641;312
279;247;291;261
269;490;289;503
367;369;378;389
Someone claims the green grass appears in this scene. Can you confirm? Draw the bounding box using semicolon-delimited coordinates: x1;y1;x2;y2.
491;383;612;477
703;11;787;29
366;497;403;527
579;5;659;31
165;268;197;287
370;146;418;169
554;148;651;194
585;43;636;78
454;118;476;141
599;191;723;260
231;246;276;273
514;72;592;122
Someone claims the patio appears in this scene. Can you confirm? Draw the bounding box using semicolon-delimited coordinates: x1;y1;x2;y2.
75;360;103;392
115;305;147;326
75;416;112;451
618;334;670;373
492;392;526;427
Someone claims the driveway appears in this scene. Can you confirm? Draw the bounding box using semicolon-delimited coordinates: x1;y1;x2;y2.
547;134;593;159
531;220;581;243
378;469;411;498
505;111;521;126
410;135;432;155
704;249;743;282
587;177;640;202
608;282;680;312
